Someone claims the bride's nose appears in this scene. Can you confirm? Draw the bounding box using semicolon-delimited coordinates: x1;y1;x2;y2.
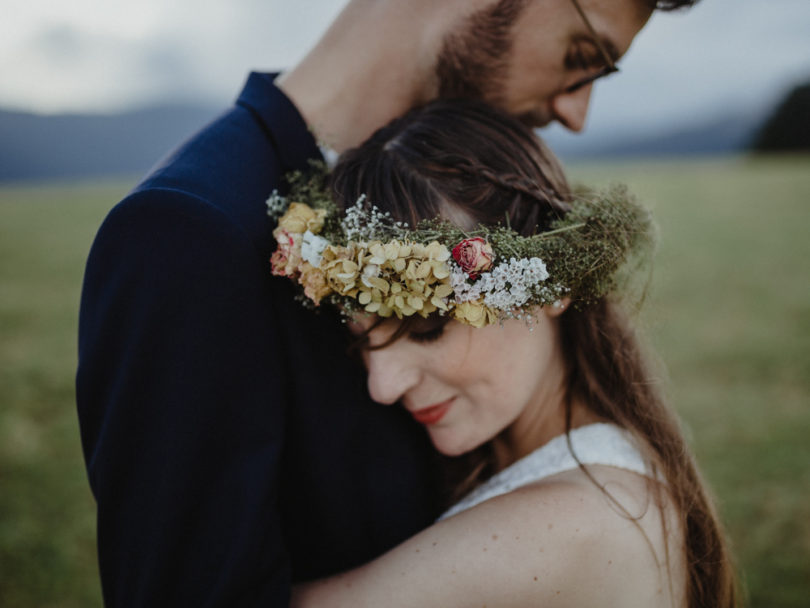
364;346;421;405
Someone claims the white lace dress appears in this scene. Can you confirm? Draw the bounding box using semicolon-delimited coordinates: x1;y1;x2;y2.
439;423;649;520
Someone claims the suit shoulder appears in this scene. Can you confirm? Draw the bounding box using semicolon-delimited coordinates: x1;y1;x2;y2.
102;187;240;237
86;186;275;281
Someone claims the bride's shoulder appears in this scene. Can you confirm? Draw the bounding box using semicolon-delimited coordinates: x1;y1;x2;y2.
445;465;684;606
292;466;685;608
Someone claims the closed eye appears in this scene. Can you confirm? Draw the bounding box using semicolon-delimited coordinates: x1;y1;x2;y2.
565;43;605;72
408;325;445;344
562;41;619;94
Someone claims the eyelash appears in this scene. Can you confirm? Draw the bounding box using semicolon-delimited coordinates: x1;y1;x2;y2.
408;326;445;344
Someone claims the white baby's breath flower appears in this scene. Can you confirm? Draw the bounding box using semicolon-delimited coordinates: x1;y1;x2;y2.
525;257;550;282
453;256;551;312
339;195;411;243
266;190;288;220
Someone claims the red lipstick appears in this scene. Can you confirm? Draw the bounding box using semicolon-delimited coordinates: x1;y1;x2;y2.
410;399;453;425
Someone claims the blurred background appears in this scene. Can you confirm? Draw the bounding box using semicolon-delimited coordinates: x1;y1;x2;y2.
1;1;808;606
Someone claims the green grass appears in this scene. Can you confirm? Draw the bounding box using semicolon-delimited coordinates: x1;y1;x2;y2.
1;157;809;607
0;179;129;608
571;156;810;607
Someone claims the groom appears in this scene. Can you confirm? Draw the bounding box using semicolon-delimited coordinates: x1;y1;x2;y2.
77;0;697;605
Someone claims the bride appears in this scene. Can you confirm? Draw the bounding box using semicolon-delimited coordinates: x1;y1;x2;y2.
269;100;736;607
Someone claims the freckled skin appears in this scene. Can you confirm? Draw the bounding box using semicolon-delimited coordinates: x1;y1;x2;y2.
291;465;686;607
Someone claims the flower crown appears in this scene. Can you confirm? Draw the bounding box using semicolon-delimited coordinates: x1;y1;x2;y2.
267;166;654;327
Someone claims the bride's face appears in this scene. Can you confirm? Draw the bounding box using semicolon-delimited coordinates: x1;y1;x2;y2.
348;309;568;456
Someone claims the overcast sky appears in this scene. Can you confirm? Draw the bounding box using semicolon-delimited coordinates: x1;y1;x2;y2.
3;0;809;134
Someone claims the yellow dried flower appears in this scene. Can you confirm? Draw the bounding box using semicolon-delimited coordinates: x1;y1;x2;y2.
298;263;332;305
310;237;457;319
277;202;327;234
453;300;498;328
320;244;359;294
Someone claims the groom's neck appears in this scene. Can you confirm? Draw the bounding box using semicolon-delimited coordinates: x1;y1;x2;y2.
276;0;478;153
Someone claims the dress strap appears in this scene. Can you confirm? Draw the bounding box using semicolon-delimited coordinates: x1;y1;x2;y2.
439;423;649;520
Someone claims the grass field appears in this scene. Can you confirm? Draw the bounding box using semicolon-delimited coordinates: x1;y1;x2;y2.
1;157;808;607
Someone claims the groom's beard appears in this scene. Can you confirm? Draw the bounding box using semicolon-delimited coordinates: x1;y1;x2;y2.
514;107;554;129
434;0;532;114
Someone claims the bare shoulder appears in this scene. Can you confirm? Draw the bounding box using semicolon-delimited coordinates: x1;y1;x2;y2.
460;464;686;607
292;466;685;608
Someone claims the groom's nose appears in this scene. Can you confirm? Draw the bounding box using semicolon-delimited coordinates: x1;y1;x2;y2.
550;83;593;132
364;346;420;406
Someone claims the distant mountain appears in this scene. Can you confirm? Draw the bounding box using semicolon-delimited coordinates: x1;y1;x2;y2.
0;105;221;181
752;82;810;152
0;103;765;182
544;110;762;162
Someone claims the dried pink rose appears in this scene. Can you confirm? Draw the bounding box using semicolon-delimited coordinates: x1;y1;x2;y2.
270;229;303;278
452;237;494;279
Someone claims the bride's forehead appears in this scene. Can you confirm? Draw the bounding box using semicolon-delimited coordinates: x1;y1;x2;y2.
346;312;377;334
347;312;448;335
345;313;401;338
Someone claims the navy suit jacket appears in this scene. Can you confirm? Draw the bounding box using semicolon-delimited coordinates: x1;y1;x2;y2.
77;72;440;607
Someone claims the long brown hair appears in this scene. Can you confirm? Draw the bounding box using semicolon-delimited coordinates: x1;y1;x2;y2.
329;99;736;608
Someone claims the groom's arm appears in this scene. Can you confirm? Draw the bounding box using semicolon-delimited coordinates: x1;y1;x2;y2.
77;186;292;606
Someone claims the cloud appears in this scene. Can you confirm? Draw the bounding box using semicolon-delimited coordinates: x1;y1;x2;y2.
0;23;152;112
29;25;86;62
1;0;808;131
582;0;810;132
0;0;346;112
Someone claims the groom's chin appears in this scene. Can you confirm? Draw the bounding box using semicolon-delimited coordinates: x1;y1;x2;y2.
517;109;552;130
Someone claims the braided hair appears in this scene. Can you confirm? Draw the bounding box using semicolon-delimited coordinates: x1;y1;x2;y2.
331;100;571;237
